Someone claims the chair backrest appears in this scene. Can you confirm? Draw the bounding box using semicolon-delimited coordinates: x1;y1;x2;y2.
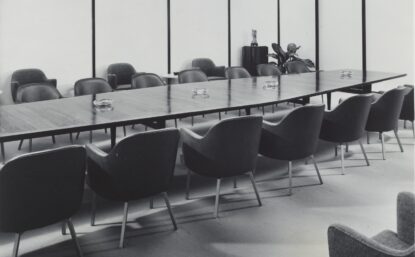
320;94;374;143
225;67;251;79
107;63;136;88
397;191;415;245
400;85;414;121
285;61;311;74
192;58;216;75
260;105;325;160
178;69;208;84
0;146;86;233
92;128;180;197
182;116;263;177
257;64;282;76
131;73;165;89
74;78;112;96
11;69;52;102
366;87;407;132
16;84;61;103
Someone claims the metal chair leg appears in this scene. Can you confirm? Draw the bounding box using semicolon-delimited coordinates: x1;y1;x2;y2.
248;172;262;206
311;155;323;184
412;121;415;137
18;140;24;150
185;169;191;200
67;219;84;257
12;233;20;257
261;106;265;115
404;120;407;129
334;145;338;156
214;179;221;218
62;221;67;235
218;112;222;120
288;161;293;195
233;177;237;188
123;126;127;137
174;119;178;128
76;132;81;140
89;131;93;143
119;202;129;249
90;192;96;226
345;143;349;153
191;116;194;126
358;140;370;166
380;133;385;160
51;135;56;144
69;133;74;144
367;132;370;144
162;192;177;230
394;129;404;152
29;139;32;152
340;144;345;175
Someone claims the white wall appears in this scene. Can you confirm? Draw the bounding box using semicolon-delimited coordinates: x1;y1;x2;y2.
0;0;92;104
320;0;362;70
231;0;279;66
367;0;414;90
95;0;167;77
170;0;228;72
280;0;315;62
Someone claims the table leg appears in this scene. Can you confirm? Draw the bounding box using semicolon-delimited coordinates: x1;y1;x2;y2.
327;92;332;110
110;127;116;148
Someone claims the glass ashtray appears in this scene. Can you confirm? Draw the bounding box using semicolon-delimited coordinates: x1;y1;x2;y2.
263;81;279;90
340;70;353;79
93;98;113;108
192;88;209;98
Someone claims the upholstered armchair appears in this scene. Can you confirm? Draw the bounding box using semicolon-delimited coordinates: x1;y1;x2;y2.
11;69;57;103
192;58;226;81
107;63;140;90
328;192;415;257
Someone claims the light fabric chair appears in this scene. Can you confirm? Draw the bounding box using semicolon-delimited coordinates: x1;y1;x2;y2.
259;105;325;195
86;128;180;248
181;116;263;218
131;73;166;89
0;146;86;257
178;69;208;84
328;192;415;257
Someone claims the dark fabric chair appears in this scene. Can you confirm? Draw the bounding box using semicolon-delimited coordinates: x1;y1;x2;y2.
366;87;407;160
328;192;415;257
107;63;139;90
399;85;414;137
74;78;113;142
285;61;311;74
16;84;63;152
181;116;263;218
320;94;373;174
0;146;86;257
178;69;208;84
225;67;252;79
11;69;57;103
86;128;180;248
131;73;166;89
192;58;226;81
259;105;325;195
74;78;112;96
257;64;282;77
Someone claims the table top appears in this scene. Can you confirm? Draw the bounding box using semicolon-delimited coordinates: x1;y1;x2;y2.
0;70;405;141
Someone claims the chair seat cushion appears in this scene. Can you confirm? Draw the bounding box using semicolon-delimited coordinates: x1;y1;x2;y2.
372;230;411;251
208;76;226;81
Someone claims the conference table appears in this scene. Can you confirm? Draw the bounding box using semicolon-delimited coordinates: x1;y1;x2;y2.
0;69;405;160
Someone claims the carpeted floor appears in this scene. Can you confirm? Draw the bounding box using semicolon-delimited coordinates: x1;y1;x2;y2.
0;94;413;257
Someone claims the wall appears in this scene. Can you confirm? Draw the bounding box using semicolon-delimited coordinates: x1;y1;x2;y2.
0;0;413;104
0;0;91;104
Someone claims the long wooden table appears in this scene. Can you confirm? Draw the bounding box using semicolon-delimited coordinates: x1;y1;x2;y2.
0;70;405;157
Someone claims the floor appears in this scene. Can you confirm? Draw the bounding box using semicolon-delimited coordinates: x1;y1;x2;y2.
0;94;413;257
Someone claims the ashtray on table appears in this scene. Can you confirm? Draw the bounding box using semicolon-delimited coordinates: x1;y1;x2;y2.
93;99;114;111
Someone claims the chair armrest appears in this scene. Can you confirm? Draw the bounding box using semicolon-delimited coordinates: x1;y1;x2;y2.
107;74;117;89
180;128;204;152
212;66;226;77
46;79;57;87
10;81;20;102
86;144;109;171
328;224;412;257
